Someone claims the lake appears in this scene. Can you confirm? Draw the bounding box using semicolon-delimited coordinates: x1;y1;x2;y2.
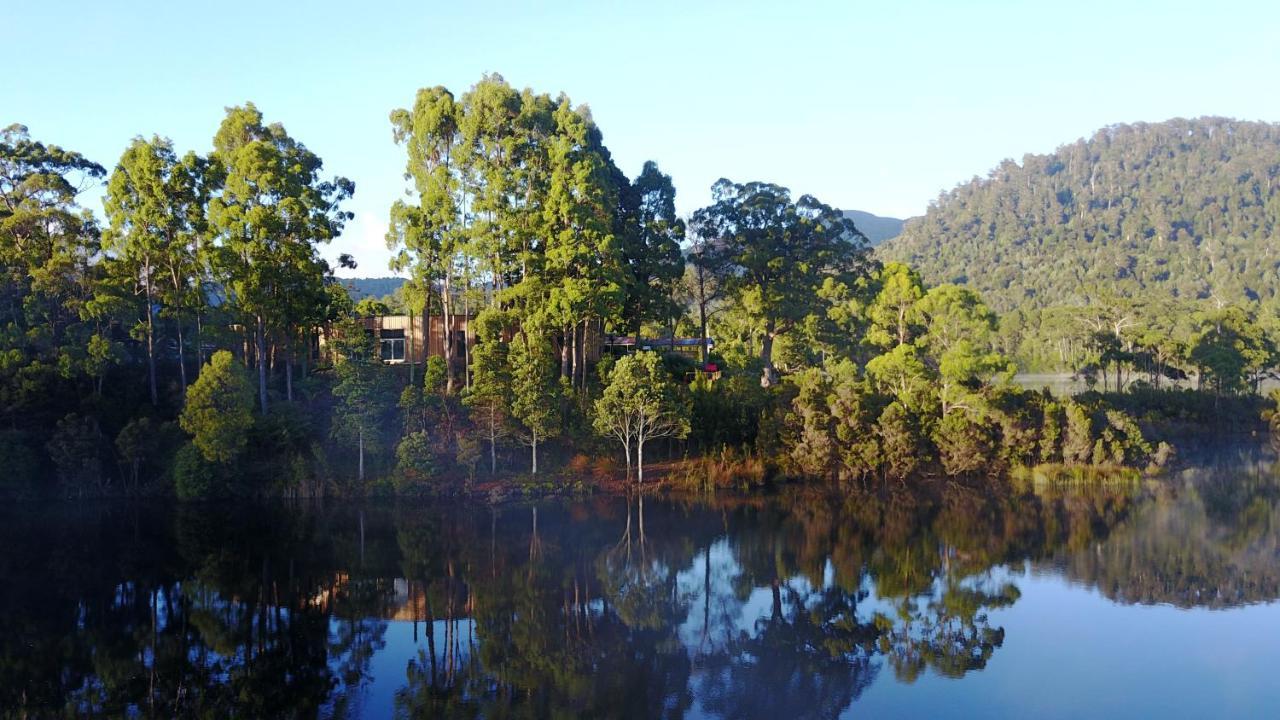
6;447;1280;718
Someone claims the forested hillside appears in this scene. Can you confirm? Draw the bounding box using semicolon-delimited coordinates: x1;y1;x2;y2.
884;117;1280;312
343;276;404;300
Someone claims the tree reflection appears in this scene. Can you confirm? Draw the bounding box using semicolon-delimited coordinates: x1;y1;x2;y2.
7;456;1280;716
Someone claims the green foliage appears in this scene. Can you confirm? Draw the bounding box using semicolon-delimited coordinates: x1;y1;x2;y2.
0;430;39;499
393;431;437;494
509;329;561;474
180;351;254;464
173;442;225;499
877;402;923;480
330;318;399;483
46;413;105;497
593;351;691;483
691;178;873;385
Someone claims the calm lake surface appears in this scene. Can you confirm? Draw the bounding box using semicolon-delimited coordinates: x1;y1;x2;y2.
7;448;1280;718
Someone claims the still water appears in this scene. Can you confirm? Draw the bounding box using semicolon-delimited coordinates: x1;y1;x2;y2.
6;449;1280;718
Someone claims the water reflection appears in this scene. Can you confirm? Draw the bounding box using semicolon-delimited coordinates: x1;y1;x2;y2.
5;450;1280;717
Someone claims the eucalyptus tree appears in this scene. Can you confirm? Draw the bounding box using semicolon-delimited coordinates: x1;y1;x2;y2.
618;161;685;345
593;351;690;485
541;98;624;384
388;86;465;394
509;326;560;474
208;103;353;413
103;136;208;402
866;262;925;349
691;179;871;386
0;124;105;422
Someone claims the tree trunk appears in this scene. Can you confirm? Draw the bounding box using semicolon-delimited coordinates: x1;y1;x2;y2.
489;405;498;474
569;322;577;389
256;315;269;414
285;340;294;402
175;318;187;397
699;302;709;364
531;430;538;475
637;438;645;486
145;285;158;406
560;325;571;379
760;331;778;387
442;276;455;394
196;309;205;369
358;427;365;483
408;306;416;386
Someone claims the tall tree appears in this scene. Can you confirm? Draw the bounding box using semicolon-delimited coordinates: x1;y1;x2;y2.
691;179;871;386
463;309;513;474
509;327;560;474
208;103;353;413
330;318;397;483
389;87;465;394
103;136;208;402
0;124;105;424
618;161;685;343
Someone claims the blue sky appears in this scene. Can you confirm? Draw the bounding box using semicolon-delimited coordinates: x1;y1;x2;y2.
6;0;1280;275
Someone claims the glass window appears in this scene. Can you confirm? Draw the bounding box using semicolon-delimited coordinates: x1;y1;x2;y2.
380;338;405;362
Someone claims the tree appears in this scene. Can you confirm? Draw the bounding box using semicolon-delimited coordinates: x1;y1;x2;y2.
1189;305;1275;395
594;352;691;485
103;136;207;403
618;161;685;343
329;318;397;483
0;124;105;425
509;328;560;474
208;103;353;413
866;262;924;349
463;309;512;474
691;179;871;386
388;87;465;394
914;284;1013;417
180;350;254;464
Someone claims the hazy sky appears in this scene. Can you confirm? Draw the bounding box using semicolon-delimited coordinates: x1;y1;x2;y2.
7;0;1280;275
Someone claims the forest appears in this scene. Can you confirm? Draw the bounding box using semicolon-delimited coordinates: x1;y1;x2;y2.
2;78;1268;500
884;117;1280;372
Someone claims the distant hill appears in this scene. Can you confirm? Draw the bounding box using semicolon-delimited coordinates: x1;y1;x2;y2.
842;209;904;245
880;117;1280;312
339;276;405;301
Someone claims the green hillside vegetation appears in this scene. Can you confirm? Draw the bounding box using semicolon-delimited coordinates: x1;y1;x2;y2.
884;117;1280;372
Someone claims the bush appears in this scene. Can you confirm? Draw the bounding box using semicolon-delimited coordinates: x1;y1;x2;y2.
47;413;105;497
173;442;226;500
935;413;997;477
394;431;437;495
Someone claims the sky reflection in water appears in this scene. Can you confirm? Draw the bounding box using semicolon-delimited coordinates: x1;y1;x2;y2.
6;448;1280;718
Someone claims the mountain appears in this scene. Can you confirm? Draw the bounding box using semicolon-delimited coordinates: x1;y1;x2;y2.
843;209;904;245
340;276;405;300
881;117;1280;312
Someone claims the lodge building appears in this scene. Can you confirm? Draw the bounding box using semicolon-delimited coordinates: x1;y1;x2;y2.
343;314;715;377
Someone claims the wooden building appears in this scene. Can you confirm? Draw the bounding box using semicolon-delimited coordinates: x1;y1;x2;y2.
348;314;475;367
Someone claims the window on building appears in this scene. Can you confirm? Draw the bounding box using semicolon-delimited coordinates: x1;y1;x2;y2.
380;329;406;363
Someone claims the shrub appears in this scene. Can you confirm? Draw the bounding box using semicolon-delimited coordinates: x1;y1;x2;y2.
173;442;226;500
394;431;437;495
